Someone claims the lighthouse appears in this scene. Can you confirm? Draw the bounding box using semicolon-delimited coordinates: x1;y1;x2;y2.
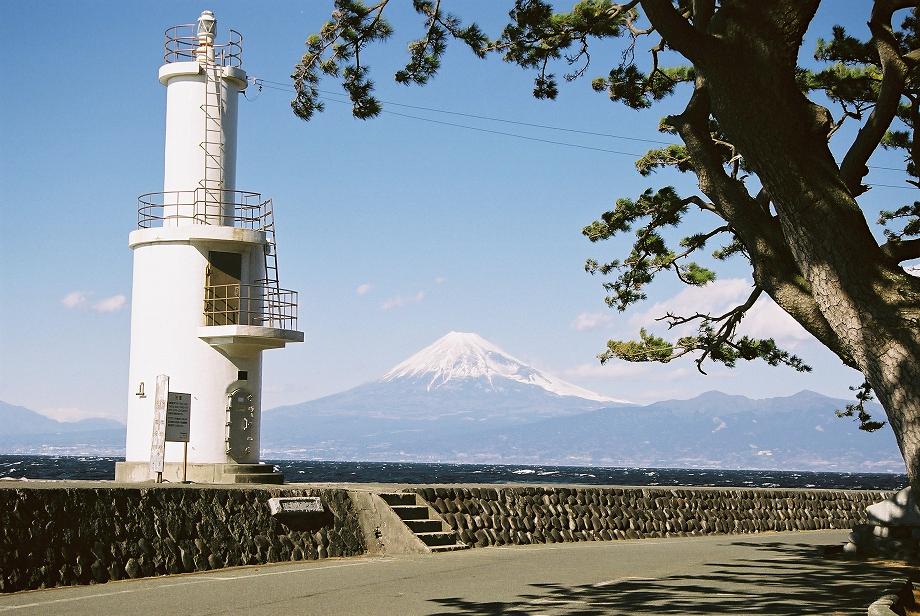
115;11;303;484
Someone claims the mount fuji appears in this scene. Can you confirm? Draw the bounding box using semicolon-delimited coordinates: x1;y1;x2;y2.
381;331;623;405
261;332;626;458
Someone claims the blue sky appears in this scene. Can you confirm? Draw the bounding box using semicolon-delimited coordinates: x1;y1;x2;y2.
1;1;916;422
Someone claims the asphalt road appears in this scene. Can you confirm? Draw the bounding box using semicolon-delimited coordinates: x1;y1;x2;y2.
0;530;908;615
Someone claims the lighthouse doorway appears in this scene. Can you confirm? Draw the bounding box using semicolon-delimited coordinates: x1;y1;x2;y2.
205;251;243;325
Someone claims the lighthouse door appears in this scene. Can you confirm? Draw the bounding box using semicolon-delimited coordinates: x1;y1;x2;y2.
226;388;255;462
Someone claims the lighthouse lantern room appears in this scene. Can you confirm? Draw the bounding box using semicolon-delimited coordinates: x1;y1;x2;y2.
115;11;303;484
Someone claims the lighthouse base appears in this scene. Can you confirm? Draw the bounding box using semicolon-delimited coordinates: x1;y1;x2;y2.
114;462;284;485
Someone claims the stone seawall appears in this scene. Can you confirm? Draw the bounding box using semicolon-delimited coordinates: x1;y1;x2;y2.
0;485;365;593
410;486;891;548
1;483;893;594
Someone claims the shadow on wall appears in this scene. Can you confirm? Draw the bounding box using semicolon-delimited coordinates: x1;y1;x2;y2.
426;541;916;615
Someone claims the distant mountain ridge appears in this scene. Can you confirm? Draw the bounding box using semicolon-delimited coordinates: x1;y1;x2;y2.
643;389;837;415
260;333;903;472
434;389;902;472
0;401;124;455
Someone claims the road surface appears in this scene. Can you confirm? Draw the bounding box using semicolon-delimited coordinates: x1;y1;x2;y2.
0;530;905;615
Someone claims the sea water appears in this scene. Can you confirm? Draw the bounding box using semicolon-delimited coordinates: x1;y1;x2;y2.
0;455;906;490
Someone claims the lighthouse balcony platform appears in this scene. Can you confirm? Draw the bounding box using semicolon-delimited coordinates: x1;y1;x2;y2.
137;188;270;231
199;283;303;351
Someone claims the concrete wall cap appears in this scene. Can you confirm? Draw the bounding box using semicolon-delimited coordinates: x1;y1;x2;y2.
129;226;266;249
158;61;202;85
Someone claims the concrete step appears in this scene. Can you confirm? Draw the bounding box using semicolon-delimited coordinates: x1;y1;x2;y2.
390;505;429;520
416;531;459;547
231;472;284;485
222;464;278;474
379;493;417;506
404;519;442;533
429;543;470;553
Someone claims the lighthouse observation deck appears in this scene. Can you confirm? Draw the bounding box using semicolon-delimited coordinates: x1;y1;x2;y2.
164;23;243;67
137;188;268;229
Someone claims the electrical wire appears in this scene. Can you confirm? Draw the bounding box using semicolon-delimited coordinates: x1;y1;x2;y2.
254;77;673;145
250;76;918;189
256;82;644;156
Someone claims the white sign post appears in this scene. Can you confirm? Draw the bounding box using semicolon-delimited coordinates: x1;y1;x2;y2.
166;392;192;482
149;375;169;482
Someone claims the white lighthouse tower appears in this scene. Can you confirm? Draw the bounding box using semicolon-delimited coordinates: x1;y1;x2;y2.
115;11;303;484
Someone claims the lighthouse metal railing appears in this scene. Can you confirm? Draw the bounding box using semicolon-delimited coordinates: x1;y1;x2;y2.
137;189;270;229
203;283;299;331
164;25;243;67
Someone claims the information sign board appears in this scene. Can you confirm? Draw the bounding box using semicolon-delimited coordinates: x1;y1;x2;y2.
165;392;191;443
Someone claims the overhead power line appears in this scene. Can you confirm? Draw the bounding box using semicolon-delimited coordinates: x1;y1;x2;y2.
250;76;918;189
254;77;673;146
255;82;644;156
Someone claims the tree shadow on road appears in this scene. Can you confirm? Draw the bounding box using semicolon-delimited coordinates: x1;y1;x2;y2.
426;540;917;615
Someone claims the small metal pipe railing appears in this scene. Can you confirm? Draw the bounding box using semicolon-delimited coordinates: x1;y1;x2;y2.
204;283;299;331
164;24;243;67
137;189;270;229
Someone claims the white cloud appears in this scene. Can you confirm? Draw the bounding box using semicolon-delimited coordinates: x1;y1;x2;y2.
93;294;127;313
632;277;811;345
562;361;690;381
41;406;122;423
740;298;811;344
815;425;825;432
62;290;128;314
381;291;425;310
563;362;649;379
712;417;727;433
434;276;447;285
571;312;615;332
631;278;753;329
355;283;373;296
61;291;87;308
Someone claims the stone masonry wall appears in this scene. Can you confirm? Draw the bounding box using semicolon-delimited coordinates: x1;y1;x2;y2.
1;483;894;594
0;485;365;593
410;486;891;548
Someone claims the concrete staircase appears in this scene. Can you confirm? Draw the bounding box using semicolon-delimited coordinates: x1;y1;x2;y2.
379;493;468;552
221;464;284;485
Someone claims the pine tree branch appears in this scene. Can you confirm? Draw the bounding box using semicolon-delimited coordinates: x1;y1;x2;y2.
656;285;761;330
840;0;912;195
639;0;713;64
881;237;920;263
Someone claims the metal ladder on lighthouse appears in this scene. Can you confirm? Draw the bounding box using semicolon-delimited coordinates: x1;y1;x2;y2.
259;200;284;328
200;64;225;224
200;64;283;327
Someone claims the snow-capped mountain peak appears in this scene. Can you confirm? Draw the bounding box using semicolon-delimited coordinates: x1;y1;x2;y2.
382;331;624;403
